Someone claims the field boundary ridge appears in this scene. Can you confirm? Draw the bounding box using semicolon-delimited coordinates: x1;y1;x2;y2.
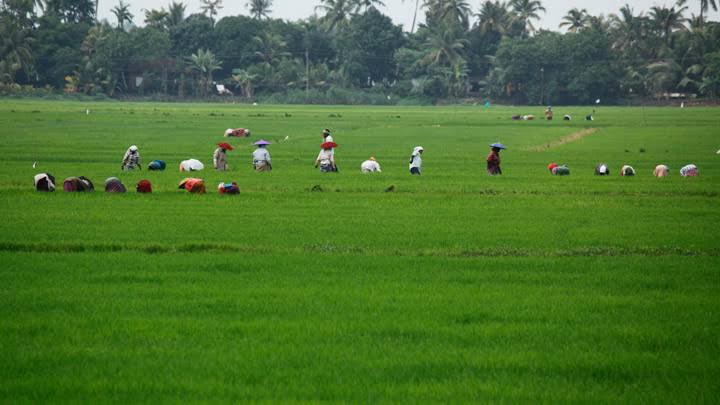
0;242;717;258
527;128;598;151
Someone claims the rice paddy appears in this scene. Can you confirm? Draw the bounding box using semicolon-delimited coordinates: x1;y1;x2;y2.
0;100;719;402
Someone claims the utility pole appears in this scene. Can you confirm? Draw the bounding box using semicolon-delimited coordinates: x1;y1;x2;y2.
540;67;545;106
305;49;310;100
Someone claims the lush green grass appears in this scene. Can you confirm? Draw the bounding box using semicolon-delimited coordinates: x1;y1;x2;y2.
1;100;719;402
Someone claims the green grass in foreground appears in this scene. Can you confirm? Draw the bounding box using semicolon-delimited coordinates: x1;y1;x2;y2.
0;100;719;401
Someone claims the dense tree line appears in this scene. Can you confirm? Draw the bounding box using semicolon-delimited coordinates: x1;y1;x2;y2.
1;0;719;104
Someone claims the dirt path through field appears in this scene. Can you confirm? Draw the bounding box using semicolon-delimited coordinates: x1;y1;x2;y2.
527;128;598;151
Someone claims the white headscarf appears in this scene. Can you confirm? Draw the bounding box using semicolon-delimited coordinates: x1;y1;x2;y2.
412;146;424;156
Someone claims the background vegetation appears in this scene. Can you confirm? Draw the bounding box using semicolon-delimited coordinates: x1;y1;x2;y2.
2;0;720;104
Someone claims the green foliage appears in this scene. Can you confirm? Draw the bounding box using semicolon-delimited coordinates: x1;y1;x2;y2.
3;0;720;102
337;8;404;87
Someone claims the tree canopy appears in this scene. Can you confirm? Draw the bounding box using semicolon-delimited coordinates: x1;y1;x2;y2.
1;0;719;103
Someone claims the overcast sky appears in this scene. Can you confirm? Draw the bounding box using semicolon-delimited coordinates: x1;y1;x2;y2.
99;0;720;32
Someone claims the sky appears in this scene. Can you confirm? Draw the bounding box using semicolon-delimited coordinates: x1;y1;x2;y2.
98;0;720;32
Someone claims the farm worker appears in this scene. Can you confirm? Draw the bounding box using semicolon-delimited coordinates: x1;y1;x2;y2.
136;179;152;193
316;142;337;172
179;159;204;171
487;143;505;175
361;157;381;173
322;128;333;143
653;164;670;177
218;182;240;194
680;164;698;177
213;142;233;171
121;145;141;170
34;173;56;192
104;177;126;193
620;165;636;176
224;128;250;137
549;163;570;175
545;106;554;120
595;163;610;176
178;178;206;194
409;146;423;175
252;140;272;172
563;114;572;121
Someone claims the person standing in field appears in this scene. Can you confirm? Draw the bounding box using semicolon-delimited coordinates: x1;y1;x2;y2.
409;146;423;175
121;145;141;170
545;106;554;120
322;128;333;143
487;143;505;175
213;143;233;171
316;142;337;172
252;140;272;172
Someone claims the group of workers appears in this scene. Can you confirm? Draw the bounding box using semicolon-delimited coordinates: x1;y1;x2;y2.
547;162;699;177
34;125;705;194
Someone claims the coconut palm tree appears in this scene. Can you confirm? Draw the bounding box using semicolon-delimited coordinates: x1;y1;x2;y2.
231;68;258;99
352;0;385;13
422;26;469;67
610;5;646;51
252;32;291;68
559;8;589;32
649;3;688;45
0;19;35;84
166;1;186;27
111;0;134;30
200;0;223;25
476;1;511;35
144;8;169;29
439;0;472;29
509;0;545;34
315;0;354;31
186;48;222;97
699;0;718;21
247;0;272;20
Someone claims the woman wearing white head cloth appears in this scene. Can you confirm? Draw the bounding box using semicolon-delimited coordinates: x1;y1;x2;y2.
409;146;423;175
653;164;669;177
121;145;141;170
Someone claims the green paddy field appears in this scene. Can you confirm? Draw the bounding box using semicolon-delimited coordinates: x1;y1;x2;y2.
1;100;719;402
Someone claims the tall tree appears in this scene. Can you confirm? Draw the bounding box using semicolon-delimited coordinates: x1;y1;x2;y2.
315;0;354;31
559;8;589;32
246;0;272;20
200;0;222;24
509;0;545;34
476;0;511;35
352;0;385;13
166;1;186;27
699;0;718;21
252;31;290;68
422;26;468;66
44;0;95;23
0;18;35;84
185;48;221;96
649;2;688;45
434;0;472;30
111;0;133;30
144;7;169;29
